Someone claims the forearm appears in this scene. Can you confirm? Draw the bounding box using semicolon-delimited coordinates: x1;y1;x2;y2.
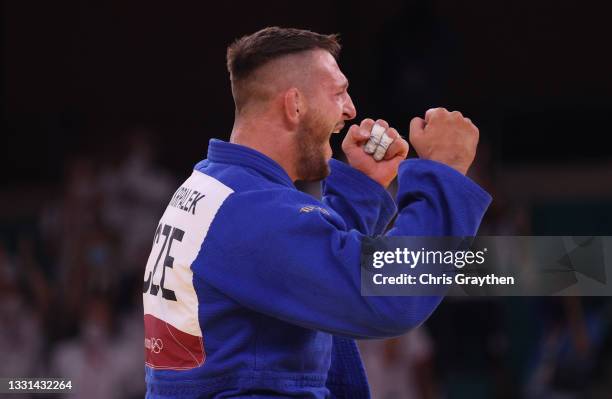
388;159;492;237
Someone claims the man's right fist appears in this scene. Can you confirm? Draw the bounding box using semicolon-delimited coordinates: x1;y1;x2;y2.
409;108;479;175
342;118;409;188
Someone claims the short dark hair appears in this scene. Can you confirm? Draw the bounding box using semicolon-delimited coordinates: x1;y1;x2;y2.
226;26;341;83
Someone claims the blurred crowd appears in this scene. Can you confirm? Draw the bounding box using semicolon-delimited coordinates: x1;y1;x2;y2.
0;129;175;398
1;130;611;399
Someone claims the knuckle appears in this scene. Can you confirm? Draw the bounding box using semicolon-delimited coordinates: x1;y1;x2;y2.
375;119;389;128
359;127;371;138
431;108;449;120
427;112;440;121
468;127;479;139
361;118;375;126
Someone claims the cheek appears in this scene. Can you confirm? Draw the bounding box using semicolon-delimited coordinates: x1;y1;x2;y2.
326;107;342;129
324;96;343;120
334;98;345;117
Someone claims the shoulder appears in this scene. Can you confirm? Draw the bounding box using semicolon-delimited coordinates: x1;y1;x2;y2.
194;161;275;193
205;186;345;255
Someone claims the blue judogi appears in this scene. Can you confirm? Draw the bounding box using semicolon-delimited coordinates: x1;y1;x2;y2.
143;139;491;398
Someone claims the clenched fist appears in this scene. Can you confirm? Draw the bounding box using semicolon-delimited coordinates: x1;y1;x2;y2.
342;118;409;188
409;108;479;175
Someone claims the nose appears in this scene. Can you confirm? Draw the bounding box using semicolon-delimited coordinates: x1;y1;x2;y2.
343;93;357;121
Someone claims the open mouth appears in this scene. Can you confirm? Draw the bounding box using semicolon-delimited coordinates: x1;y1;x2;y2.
333;123;345;133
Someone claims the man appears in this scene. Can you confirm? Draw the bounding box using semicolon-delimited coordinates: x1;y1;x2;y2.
143;27;491;398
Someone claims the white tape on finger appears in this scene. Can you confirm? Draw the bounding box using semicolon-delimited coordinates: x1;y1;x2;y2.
364;123;386;154
373;133;394;161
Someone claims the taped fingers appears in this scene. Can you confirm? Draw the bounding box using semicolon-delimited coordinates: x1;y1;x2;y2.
359;118;404;161
360;119;376;153
373;132;394;161
383;128;409;160
364;123;386;154
359;118;376;133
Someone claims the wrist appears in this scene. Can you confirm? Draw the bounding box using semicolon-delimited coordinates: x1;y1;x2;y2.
347;163;389;188
423;157;470;176
342;161;388;188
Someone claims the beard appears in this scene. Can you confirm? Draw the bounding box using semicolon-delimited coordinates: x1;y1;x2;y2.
295;112;334;182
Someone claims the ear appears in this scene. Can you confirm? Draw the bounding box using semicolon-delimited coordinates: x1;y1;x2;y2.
283;87;303;126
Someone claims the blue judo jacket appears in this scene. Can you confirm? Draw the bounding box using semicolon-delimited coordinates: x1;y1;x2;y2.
143;139;492;398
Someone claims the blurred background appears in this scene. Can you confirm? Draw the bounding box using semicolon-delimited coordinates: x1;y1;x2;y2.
2;1;612;398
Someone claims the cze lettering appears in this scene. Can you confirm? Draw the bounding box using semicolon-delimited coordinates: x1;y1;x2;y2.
143;223;184;301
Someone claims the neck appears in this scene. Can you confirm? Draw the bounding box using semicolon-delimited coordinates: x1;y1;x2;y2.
230;116;299;181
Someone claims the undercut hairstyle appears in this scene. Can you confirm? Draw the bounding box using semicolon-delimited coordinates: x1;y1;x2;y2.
226;27;341;111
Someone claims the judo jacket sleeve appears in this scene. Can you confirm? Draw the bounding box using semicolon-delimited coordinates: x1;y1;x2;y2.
196;158;492;339
321;159;397;236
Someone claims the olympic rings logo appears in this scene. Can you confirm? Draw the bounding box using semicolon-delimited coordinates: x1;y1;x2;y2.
151;338;163;353
145;337;164;354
